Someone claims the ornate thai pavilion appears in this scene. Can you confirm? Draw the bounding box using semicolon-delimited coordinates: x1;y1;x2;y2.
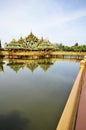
5;32;58;51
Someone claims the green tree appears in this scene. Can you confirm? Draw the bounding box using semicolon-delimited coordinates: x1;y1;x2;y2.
0;40;1;49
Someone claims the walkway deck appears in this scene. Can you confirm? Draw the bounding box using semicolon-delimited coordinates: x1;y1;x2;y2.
0;50;86;57
75;69;86;130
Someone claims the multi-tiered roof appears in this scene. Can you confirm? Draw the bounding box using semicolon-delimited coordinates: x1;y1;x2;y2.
5;32;58;51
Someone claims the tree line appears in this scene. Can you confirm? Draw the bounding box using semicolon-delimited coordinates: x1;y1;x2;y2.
56;43;86;52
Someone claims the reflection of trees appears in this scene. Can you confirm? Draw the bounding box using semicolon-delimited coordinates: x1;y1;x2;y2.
26;62;38;72
0;111;29;130
7;63;25;72
0;64;4;72
0;60;4;72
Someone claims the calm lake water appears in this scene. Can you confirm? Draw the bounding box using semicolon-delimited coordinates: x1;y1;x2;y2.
0;58;80;130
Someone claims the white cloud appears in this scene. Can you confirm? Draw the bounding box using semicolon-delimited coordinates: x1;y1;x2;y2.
0;0;86;46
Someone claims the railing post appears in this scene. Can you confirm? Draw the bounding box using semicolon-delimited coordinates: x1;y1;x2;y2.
84;56;86;63
80;60;86;70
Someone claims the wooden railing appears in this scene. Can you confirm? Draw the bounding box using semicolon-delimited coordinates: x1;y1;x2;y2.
56;56;86;130
0;50;86;57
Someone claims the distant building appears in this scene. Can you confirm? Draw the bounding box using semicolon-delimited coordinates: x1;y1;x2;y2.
74;43;78;46
5;32;58;51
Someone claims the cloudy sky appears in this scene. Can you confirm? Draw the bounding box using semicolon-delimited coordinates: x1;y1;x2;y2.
0;0;86;46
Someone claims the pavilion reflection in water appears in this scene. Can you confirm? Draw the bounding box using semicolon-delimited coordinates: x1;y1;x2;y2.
7;59;54;72
0;57;80;73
